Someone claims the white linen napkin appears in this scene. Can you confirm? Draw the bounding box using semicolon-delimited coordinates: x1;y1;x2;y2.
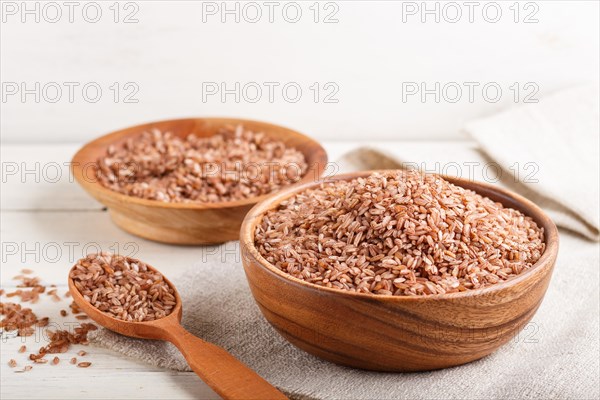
465;85;599;241
339;85;600;241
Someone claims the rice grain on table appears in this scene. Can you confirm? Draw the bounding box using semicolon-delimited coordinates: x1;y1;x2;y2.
254;171;546;296
0;302;43;336
96;125;308;203
70;253;176;322
77;362;92;368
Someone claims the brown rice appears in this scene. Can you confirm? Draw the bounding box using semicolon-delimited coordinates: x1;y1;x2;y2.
70;253;176;322
96;125;307;203
254;171;545;296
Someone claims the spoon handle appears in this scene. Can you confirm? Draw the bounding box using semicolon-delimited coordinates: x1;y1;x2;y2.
164;323;287;400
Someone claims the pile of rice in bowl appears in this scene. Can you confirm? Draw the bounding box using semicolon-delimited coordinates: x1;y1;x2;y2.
254;171;545;296
96;125;308;203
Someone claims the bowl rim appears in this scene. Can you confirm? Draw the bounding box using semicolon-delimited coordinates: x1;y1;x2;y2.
70;117;329;210
240;170;560;302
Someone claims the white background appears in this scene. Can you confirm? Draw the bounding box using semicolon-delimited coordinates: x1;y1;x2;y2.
1;0;599;143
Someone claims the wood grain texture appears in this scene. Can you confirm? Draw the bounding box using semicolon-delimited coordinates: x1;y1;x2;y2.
70;118;328;245
240;171;560;372
67;263;287;400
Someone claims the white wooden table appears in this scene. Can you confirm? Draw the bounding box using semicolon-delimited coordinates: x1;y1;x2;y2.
0;141;471;399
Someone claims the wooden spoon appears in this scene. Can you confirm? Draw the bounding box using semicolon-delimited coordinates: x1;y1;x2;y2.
68;262;287;400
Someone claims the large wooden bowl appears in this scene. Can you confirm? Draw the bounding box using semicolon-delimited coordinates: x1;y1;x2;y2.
240;171;559;372
71;118;327;245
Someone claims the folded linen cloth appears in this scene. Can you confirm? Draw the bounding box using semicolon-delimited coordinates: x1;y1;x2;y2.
340;85;600;241
90;234;599;399
466;85;600;242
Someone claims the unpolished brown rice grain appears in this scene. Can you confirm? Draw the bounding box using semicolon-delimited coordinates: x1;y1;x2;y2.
77;362;91;368
70;253;176;322
96;125;307;203
27;323;97;364
18;345;26;353
255;171;545;296
69;301;81;314
70;357;77;365
8;359;17;368
1;302;43;336
52;357;60;365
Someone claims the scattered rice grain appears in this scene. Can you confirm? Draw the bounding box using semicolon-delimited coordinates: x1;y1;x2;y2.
1;303;41;336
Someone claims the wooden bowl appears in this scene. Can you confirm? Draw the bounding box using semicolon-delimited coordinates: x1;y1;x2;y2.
240;171;559;372
71;118;327;245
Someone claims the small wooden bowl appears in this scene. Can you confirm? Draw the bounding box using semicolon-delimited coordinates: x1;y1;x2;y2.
240;171;559;372
71;118;328;245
